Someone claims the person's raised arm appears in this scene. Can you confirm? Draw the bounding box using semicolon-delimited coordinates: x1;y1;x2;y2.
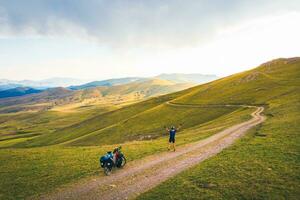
164;126;170;132
177;124;183;131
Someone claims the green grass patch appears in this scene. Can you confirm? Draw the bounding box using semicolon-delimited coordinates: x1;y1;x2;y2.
0;58;299;199
0;107;253;199
68;105;237;146
138;89;300;200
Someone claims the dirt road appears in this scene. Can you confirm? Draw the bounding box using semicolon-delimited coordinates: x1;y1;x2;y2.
42;104;265;200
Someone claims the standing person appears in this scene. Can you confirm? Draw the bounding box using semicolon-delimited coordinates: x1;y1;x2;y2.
165;124;182;152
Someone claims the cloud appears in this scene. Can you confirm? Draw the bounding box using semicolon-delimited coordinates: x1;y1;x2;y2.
0;0;299;48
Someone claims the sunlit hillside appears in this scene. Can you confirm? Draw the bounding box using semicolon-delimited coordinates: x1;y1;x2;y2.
9;57;299;148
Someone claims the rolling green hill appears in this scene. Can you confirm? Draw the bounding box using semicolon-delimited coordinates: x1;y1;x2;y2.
174;57;300;105
75;78;193;100
138;58;300;199
10;57;300;148
0;57;299;199
0;79;194;148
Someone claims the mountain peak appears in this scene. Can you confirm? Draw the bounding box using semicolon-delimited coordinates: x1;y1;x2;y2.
260;57;300;67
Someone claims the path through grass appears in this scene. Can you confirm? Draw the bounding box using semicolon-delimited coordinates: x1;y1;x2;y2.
0;107;253;199
138;89;300;200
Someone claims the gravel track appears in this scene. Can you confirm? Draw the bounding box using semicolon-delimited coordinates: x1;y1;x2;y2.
41;103;265;200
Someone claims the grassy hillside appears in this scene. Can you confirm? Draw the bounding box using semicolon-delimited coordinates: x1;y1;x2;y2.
12;88;236;147
138;82;300;200
175;58;300;105
0;57;299;199
0;105;117;148
75;78;194;102
13;58;299;148
0;79;193;147
0;78;193;113
0;107;254;199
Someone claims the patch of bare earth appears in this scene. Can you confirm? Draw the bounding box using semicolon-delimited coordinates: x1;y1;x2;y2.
39;105;265;200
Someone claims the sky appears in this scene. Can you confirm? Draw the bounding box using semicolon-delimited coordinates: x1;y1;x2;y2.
0;0;300;81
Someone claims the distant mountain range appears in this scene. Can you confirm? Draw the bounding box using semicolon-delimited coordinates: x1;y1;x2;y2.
0;79;195;113
0;78;88;91
0;74;218;99
69;74;218;90
0;87;42;99
0;83;24;91
69;77;142;90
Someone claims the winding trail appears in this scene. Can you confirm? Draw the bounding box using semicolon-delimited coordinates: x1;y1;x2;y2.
41;103;265;200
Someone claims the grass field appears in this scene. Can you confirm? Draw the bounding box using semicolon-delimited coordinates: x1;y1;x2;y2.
0;107;253;199
0;105;117;148
0;58;299;199
138;66;300;199
0;78;194;149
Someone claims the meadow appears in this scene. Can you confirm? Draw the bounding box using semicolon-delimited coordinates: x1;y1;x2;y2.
0;107;253;199
138;87;300;200
0;58;299;199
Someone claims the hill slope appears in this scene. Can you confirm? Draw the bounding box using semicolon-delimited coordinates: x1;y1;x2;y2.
138;58;300;199
0;78;194;114
13;57;300;148
0;57;299;199
0;79;194;142
174;57;300;105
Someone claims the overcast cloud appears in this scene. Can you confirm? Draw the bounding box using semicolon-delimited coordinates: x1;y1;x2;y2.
1;0;299;48
0;0;300;80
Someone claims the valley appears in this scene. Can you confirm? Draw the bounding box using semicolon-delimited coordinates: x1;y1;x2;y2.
1;1;299;199
0;78;196;147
